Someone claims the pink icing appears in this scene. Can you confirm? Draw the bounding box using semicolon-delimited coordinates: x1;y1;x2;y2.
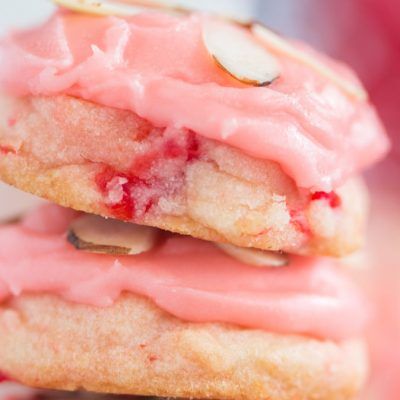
0;204;368;340
0;11;389;190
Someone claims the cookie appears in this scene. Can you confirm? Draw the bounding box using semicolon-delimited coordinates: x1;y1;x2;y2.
0;95;369;257
0;294;368;400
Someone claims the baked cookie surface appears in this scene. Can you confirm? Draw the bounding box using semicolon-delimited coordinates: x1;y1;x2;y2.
0;294;367;400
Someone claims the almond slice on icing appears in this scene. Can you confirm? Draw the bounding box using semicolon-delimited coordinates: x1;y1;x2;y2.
202;19;281;86
52;0;157;17
217;243;288;268
252;23;368;101
67;214;158;255
53;0;251;28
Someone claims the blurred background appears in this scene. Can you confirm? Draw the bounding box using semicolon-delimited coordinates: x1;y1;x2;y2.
0;1;399;399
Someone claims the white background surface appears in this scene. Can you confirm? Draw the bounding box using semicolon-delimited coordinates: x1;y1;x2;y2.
0;0;257;220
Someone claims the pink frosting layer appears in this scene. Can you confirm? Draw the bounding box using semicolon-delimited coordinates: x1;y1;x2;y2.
0;11;389;190
0;204;368;340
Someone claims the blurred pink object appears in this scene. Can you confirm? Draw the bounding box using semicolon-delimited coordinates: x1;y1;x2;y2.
317;1;400;399
320;0;399;157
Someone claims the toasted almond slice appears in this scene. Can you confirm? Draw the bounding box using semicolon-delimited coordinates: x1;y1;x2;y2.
202;19;280;86
68;214;158;255
53;0;250;27
52;0;159;17
217;243;288;268
252;24;368;101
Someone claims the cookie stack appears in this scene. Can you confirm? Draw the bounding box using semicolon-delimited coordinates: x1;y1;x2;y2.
0;1;389;399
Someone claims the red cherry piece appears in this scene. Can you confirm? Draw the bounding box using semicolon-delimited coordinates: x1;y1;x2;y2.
311;191;342;208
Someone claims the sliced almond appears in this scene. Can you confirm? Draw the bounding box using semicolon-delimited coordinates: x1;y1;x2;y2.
67;214;158;255
52;0;161;17
53;0;251;26
217;243;288;268
252;23;368;101
202;19;280;86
